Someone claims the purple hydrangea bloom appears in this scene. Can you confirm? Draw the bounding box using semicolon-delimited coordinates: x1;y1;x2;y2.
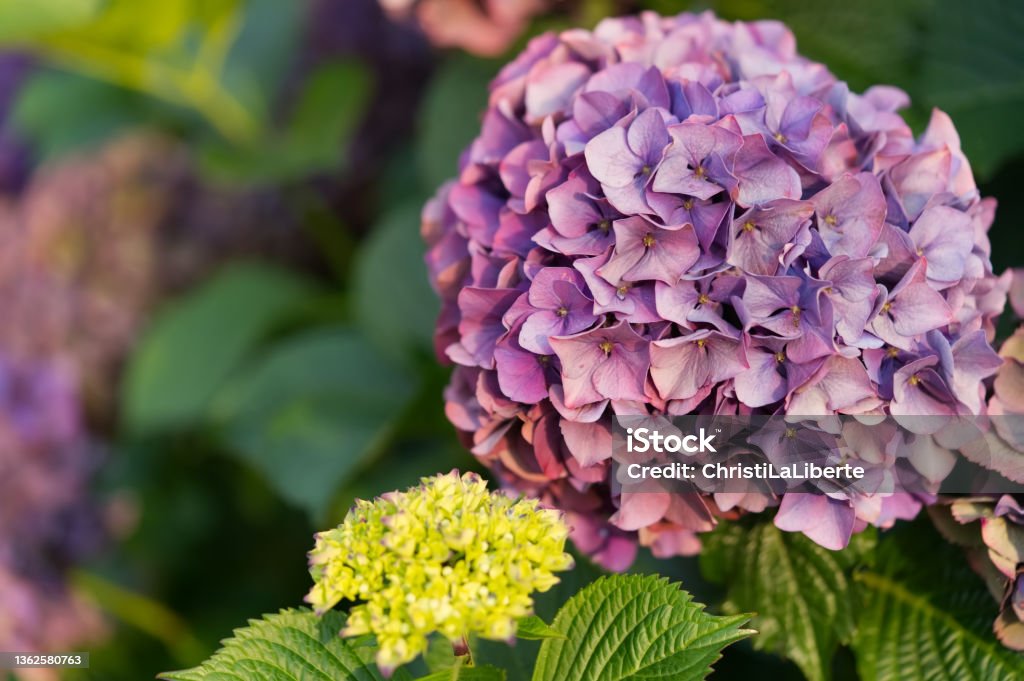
423;11;1009;566
0;355;105;655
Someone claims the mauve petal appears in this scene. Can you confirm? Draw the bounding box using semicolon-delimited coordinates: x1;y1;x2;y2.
669;79;718;120
889;147;952;220
470;108;532;165
547;172;603;237
457;287;522;367
520;310;567;354
728;199;813;275
549;384;608;423
561;417;612;466
654;279;699;326
734;346;788;407
891;357;956;426
889;282;952;336
493;209;545;257
908;205;973;284
601;179;655;215
527;267;587;309
787;356;879;414
651;331;746;400
652;121;741;199
499;140;547;198
573;90;631;140
602;217;700;284
449;183;505;247
550;322;650;407
592;531;638;572
920;108;976;198
585;125;642;188
626;107;672;166
742;273;801;318
810;172;886;257
949;329;1002;412
732;133;802;207
611;492;672;531
774;493;855;550
525;61;591;122
641;525;703;558
495;335;549;404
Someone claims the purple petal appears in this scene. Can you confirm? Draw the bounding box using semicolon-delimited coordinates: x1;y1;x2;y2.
908;205;973;285
600;217;700;284
732;133;802;207
774;493;855;550
525;61;591;122
550;321;650;407
650;331;746;400
810;172;886;257
457;287;522;367
728;199;813;275
733;345;788;407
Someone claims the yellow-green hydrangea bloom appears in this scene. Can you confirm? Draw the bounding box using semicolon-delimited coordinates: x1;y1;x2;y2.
306;470;574;673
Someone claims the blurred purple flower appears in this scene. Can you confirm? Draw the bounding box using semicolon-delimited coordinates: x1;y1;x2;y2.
0;356;105;657
423;10;1008;567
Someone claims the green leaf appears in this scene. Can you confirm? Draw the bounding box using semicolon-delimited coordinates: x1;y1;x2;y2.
0;0;103;41
123;262;312;435
514;617;564;641
851;522;1024;681
417;665;506;681
12;0;267;145
198;59;371;183
352;202;438;363
9;69;155;161
700;522;873;681
158;608;385;681
416;56;497;190
475;552;607;681
212;326;416;520
531;574;753;681
711;0;925;96
919;0;1024;178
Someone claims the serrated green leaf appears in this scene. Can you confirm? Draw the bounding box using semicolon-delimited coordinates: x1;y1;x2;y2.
352;202;438;363
532;574;753;681
852;522;1024;681
515;616;565;641
123;262;313;435
212;326;416;520
417;664;506;681
700;522;873;681
159;608;384;681
474;552;607;681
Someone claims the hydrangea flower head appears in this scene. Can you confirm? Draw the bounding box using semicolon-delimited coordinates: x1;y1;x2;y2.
423;11;1008;565
306;470;573;674
950;495;1024;649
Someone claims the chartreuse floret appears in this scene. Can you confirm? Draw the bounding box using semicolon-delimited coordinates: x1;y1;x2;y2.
306;470;574;673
